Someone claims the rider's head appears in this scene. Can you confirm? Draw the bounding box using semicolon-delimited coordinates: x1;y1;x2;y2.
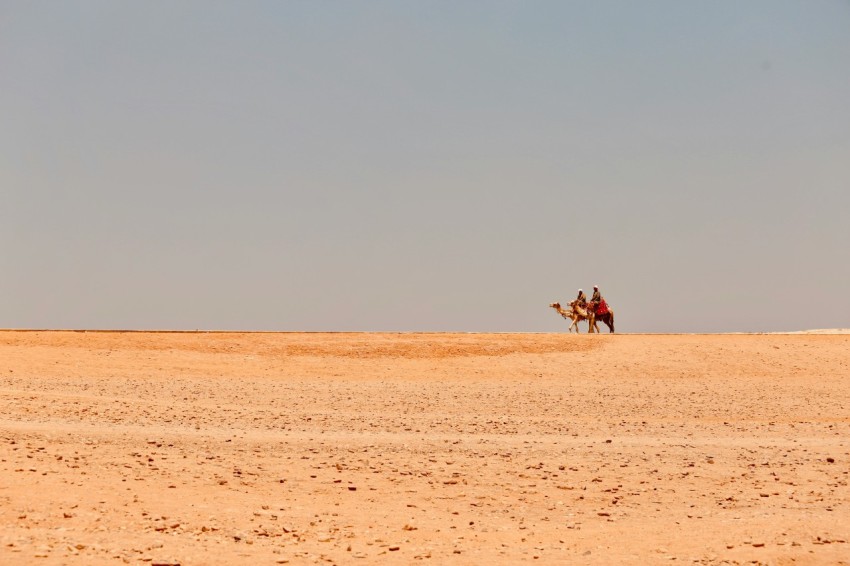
578;289;582;293
593;285;598;290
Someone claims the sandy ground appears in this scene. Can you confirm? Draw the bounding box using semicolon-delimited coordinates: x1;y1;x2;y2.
1;331;849;565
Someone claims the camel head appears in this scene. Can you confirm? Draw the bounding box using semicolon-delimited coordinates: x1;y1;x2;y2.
550;301;575;321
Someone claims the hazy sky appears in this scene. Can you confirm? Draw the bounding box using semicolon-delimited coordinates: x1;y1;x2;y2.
2;1;848;332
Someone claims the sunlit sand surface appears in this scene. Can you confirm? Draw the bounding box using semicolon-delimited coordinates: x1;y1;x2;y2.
2;331;849;564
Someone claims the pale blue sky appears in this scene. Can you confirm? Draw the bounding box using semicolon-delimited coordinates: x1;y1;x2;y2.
2;1;849;332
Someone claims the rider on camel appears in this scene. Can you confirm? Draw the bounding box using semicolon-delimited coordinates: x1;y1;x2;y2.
590;285;601;306
575;289;587;310
590;285;608;315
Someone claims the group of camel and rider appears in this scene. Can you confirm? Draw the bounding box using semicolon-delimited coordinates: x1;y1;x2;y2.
574;285;609;316
549;285;615;333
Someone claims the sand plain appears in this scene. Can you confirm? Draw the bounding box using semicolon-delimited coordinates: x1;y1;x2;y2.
1;330;849;565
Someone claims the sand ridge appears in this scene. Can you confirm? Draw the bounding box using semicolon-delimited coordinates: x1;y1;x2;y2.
1;332;849;564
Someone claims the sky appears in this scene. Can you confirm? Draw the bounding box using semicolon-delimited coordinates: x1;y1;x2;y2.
1;1;849;332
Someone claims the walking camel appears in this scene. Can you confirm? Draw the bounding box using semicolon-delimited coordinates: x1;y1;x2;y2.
549;301;583;333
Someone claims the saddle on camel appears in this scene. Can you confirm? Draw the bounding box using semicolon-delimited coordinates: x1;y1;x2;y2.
590;299;609;316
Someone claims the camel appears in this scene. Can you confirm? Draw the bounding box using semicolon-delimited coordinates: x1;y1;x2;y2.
585;302;615;334
549;301;583;333
549;301;615;334
575;299;615;333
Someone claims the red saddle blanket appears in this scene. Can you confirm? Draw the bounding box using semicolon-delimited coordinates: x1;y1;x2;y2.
595;300;609;315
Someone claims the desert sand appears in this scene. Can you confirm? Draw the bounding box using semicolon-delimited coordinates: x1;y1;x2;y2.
1;331;848;565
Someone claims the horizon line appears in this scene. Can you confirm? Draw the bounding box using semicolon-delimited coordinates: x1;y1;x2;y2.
2;328;848;335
